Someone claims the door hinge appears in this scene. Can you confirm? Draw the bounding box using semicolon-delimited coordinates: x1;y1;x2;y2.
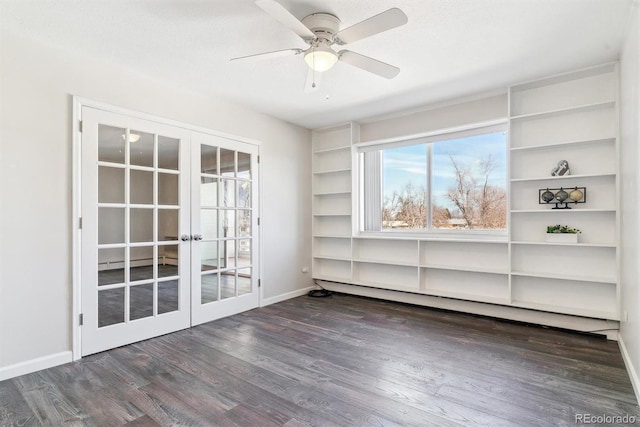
79;120;83;133
79;217;83;229
257;155;260;164
257;217;260;226
258;279;261;288
79;313;84;326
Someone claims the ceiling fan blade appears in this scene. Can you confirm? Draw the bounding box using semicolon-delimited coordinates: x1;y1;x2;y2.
338;50;400;79
255;0;315;41
334;8;408;45
230;48;303;62
304;68;322;93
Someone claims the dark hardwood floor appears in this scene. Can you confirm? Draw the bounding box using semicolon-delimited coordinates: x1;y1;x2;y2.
1;293;638;426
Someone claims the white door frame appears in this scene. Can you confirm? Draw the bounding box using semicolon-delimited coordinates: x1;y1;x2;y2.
72;96;263;361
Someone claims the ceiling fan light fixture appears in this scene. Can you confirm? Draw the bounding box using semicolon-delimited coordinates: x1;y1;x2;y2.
121;132;141;143
304;44;338;72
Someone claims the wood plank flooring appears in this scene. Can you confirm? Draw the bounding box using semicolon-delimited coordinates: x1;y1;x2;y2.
1;293;638;426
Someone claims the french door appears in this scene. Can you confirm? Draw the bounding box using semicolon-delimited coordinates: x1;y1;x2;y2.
80;107;259;356
190;132;260;325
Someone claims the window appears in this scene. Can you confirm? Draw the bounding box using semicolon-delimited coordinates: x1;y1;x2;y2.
360;124;507;233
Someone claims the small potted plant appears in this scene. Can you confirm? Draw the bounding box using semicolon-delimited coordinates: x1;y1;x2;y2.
546;224;581;243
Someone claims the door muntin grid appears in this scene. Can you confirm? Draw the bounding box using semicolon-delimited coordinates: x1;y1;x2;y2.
200;145;253;304
97;125;182;327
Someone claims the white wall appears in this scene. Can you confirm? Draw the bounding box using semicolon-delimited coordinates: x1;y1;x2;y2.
619;0;640;399
0;31;312;372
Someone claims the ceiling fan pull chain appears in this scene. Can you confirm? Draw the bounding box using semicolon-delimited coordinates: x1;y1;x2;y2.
312;55;317;88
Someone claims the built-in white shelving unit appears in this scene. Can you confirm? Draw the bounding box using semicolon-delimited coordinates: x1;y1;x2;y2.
311;63;620;331
312;124;356;283
507;62;619;321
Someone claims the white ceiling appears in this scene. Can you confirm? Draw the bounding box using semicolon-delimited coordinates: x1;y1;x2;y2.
0;0;633;129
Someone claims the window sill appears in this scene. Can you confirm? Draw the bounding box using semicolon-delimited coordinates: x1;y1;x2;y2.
356;230;508;243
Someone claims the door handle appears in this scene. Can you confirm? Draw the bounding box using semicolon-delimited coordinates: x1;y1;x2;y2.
193;234;203;241
180;234;191;241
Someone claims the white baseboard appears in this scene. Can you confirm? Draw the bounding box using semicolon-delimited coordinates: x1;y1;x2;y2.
619;335;640;405
261;286;316;307
0;351;73;382
318;281;620;338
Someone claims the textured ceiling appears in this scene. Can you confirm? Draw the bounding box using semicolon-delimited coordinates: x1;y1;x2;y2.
0;0;634;129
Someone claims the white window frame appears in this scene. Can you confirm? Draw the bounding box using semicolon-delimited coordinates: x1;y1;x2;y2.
356;120;509;240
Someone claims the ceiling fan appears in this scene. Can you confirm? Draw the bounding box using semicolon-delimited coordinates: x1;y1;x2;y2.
231;0;408;92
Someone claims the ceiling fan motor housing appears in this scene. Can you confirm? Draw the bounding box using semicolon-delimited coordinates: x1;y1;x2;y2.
301;13;341;42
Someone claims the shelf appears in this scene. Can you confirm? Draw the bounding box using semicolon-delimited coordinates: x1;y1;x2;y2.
351;280;419;292
421;289;510;306
353;258;417;267
510;209;615;213
313;234;351;239
509;101;615;121
313;168;351;175
510;173;615;182
510;137;615;152
312;274;351;283
354;235;507;244
313;255;352;262
421;264;508;275
511;300;618;321
510;241;615;248
511;271;616;285
419;237;508;244
313;146;351;154
314;190;351;196
313;213;351;217
354;235;420;241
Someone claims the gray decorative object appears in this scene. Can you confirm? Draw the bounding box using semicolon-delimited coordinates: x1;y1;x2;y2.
555;189;568;202
551;160;570;176
540;189;555;203
539;186;586;209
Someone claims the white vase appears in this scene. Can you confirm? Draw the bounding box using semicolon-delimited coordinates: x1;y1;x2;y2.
546;233;578;243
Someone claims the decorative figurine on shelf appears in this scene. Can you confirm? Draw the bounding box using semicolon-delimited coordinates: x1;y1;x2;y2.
551;160;571;176
539;186;586;209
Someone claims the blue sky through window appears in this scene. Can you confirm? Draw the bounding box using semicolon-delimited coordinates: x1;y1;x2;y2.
382;132;507;210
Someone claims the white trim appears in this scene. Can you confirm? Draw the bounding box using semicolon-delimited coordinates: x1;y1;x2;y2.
619;335;640;405
72;97;82;361
262;286;316;307
259;144;264;307
0;352;73;382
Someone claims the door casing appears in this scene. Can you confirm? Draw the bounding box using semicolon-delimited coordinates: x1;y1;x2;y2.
72;96;263;360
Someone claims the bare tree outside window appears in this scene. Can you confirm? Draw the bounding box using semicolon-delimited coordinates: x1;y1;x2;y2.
433;155;507;229
365;129;506;232
382;183;427;229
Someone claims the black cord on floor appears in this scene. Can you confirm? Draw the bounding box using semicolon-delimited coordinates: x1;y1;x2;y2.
308;280;333;298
